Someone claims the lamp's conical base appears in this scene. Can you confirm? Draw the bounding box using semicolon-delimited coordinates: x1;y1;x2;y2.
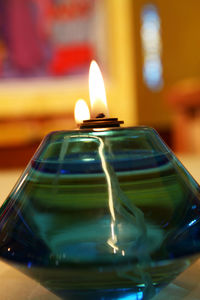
0;127;200;299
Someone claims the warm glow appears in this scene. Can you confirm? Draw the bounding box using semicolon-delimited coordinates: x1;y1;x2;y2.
89;60;109;118
74;99;90;124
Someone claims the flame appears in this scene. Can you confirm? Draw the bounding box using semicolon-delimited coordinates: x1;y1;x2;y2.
74;99;90;124
89;60;109;118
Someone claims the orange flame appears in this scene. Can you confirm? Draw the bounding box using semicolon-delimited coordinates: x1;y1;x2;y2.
89;60;109;118
74;99;90;124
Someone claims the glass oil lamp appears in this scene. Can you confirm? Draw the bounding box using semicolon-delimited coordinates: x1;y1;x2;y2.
0;61;200;300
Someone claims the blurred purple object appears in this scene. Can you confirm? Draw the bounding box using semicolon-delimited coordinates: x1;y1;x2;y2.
6;0;45;71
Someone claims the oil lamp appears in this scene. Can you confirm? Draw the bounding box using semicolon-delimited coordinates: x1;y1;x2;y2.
0;61;200;300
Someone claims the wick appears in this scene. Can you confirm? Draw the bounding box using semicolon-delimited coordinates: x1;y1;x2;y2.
96;113;105;118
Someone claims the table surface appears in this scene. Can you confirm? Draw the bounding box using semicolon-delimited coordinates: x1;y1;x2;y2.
0;154;200;299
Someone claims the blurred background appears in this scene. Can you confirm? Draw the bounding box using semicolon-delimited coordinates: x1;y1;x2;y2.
0;0;200;190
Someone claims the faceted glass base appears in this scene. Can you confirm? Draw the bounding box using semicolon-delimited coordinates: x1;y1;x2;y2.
0;126;200;299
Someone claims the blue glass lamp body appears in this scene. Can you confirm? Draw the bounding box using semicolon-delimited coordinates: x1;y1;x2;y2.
0;126;200;299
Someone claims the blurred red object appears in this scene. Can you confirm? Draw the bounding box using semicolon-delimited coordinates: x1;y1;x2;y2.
167;79;200;153
49;44;94;75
